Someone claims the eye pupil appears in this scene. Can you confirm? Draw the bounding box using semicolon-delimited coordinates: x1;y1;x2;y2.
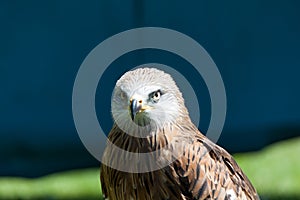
154;91;160;98
150;90;161;103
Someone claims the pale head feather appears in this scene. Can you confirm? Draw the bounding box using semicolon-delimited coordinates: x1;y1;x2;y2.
111;67;190;136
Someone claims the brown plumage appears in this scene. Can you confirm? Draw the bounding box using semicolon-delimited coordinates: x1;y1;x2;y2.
100;68;259;200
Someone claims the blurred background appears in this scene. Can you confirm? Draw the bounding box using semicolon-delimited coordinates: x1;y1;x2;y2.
0;0;299;199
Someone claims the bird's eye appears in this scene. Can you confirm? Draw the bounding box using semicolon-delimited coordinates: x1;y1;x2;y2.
150;90;161;103
120;91;126;100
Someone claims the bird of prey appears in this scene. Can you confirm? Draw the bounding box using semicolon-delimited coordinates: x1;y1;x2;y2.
100;68;259;200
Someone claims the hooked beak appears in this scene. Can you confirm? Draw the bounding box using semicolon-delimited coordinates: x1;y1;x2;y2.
130;97;152;120
130;99;142;120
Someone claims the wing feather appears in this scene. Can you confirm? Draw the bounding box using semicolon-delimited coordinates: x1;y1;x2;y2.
172;129;260;200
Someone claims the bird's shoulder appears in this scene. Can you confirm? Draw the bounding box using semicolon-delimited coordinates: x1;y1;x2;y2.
169;129;259;200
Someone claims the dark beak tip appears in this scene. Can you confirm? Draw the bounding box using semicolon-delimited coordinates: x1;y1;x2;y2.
130;99;139;121
130;112;135;121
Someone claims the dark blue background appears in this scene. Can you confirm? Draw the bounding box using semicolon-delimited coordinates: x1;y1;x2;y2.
1;0;299;177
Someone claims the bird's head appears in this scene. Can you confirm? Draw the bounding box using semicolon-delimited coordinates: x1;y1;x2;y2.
111;68;189;135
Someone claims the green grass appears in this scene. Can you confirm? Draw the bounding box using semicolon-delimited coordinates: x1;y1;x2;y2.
0;168;103;200
0;137;299;200
234;137;300;200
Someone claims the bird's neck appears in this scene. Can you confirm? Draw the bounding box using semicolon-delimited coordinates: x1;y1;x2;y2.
108;118;197;152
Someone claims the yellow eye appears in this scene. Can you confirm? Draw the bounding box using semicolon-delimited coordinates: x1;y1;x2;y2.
120;91;126;100
150;90;161;103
